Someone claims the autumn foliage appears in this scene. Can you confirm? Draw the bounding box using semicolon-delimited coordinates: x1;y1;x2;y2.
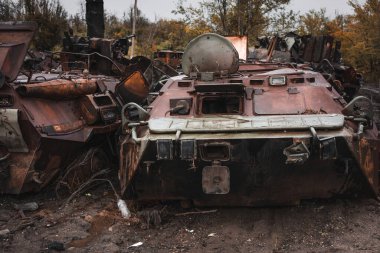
0;0;379;82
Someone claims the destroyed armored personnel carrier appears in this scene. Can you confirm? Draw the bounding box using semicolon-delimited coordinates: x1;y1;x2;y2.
120;33;380;206
0;22;177;195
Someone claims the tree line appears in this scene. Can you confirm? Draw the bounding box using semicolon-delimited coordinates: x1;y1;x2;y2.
0;0;379;82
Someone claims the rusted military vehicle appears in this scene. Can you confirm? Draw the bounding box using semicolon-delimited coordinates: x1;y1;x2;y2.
153;50;183;69
252;33;364;101
120;33;379;206
0;22;121;194
0;22;177;195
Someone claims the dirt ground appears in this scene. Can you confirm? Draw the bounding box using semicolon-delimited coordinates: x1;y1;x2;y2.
1;185;380;253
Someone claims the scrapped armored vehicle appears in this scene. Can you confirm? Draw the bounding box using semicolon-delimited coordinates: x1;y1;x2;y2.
120;33;380;206
252;33;363;101
0;22;177;195
0;22;121;194
153;50;183;69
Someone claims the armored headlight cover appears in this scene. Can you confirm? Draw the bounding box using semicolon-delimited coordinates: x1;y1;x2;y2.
269;76;286;86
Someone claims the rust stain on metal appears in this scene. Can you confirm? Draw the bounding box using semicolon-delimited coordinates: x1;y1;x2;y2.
358;138;379;189
0;17;178;195
119;139;141;195
0;22;37;82
119;33;380;206
16;79;98;99
1;18;379;208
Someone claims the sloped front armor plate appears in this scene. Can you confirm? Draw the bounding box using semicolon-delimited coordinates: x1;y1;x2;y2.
149;114;344;133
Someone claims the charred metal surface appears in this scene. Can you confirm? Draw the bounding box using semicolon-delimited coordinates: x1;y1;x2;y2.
153;50;183;69
119;33;379;206
60;36;128;76
16;79;98;99
358;138;379;192
0;73;121;194
116;71;149;104
123;137;371;206
0;22;37;83
1;18;378;208
251;33;363;101
62;2;134;76
86;0;105;38
358;84;380;130
0;21;178;194
60;0;136;76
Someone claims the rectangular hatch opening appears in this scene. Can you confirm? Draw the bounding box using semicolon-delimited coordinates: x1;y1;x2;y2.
201;96;242;114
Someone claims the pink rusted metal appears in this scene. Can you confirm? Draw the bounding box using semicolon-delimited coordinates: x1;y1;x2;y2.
119;33;380;206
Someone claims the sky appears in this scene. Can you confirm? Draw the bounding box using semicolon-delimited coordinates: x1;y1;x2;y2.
61;0;366;20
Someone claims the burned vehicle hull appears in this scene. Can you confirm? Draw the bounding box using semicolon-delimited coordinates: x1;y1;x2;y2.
0;22;178;195
1;80;121;194
120;33;380;206
0;22;128;195
122;134;376;206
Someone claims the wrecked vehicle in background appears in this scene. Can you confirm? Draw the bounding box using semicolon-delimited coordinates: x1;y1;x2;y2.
153;50;183;70
0;22;119;194
0;21;178;195
251;33;363;102
119;33;379;206
1;17;378;209
60;0;132;76
60;31;135;76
